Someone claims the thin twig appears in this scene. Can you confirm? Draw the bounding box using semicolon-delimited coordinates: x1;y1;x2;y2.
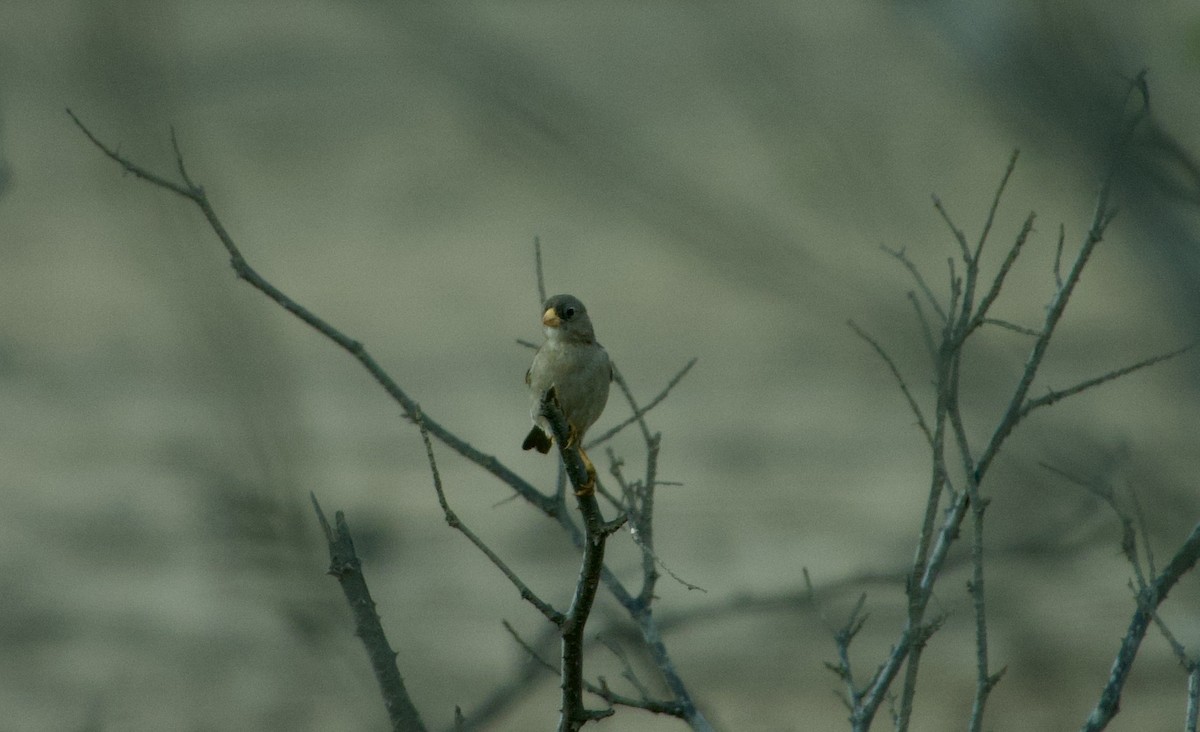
907;292;939;366
1129;486;1157;578
1053;223;1066;290
610;363;655;445
1149;610;1191;669
607;451;706;595
1021;344;1194;417
973;150;1022;262
453;624;557;731
586;358;697;448
415;411;564;626
600;636;655;701
605;362;666;604
882;246;948;323
533;236;547;306
503;619;559;674
979;318;1040;337
848;320;933;446
806;568;867;710
933;195;972;264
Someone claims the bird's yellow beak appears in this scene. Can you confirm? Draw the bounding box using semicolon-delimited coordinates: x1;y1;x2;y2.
542;307;561;328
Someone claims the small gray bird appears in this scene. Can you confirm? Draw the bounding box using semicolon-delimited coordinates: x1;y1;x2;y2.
523;294;612;494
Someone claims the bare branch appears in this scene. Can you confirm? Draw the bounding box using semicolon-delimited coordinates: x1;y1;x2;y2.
600;636;656;702
310;493;428;732
1188;665;1200;732
1129;487;1157;579
1022;344;1194;417
972;152;1120;485
68;108;195;198
882;246;947;323
907;291;939;365
806;568;868;710
847;320;933;446
854;76;1151;732
70;109;708;732
503;620;558;675
586;357;698;448
610;363;655;445
592;638;694;715
979;318;1040;337
967;211;1037;336
974;150;1021;262
533;236;547;306
933;195;972;264
1053;223;1066;290
1082;522;1200;731
966;495;1000;732
502;625;689;719
1149;610;1192;670
415;412;564;626
452;623;557;731
68;110;559;519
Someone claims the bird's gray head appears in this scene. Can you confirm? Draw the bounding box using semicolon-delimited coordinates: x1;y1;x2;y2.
541;294;596;343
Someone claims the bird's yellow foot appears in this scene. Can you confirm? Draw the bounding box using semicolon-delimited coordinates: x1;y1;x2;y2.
575;447;597;496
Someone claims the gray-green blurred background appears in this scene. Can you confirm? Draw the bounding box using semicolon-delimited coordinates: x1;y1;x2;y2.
4;3;1200;730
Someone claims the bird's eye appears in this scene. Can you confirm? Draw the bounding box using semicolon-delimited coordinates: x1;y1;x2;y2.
562;306;575;320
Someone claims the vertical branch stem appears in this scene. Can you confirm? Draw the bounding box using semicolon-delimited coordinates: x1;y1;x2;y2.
1082;522;1200;732
1186;664;1199;732
559;491;614;731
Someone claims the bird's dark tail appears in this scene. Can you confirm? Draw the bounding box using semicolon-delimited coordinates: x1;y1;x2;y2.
522;426;552;454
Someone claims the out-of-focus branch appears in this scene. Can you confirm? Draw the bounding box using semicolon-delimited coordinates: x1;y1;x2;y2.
881;245;947;324
1188;665;1200;732
1021;344;1194;417
1082;522;1200;732
851;76;1156;732
310;495;427;732
533;235;547;306
585;357;697;449
415;411;564;626
1047;463;1200;732
848;321;933;446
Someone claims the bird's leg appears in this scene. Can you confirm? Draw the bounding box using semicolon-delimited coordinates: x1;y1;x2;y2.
565;423;597;496
576;447;597;497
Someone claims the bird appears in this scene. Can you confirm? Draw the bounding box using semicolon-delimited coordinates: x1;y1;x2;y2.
522;294;612;495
